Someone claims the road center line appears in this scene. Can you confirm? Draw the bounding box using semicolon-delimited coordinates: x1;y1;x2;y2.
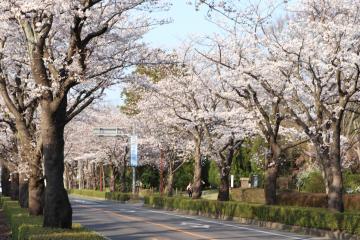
130;207;313;240
77;204;216;240
74;199;314;240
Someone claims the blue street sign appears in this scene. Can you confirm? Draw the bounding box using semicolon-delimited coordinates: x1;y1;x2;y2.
130;135;138;167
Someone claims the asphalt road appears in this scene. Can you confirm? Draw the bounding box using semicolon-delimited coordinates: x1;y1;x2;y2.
71;197;325;240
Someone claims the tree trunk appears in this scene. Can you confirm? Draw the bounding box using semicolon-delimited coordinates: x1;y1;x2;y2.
10;173;19;201
120;154;127;193
264;143;281;205
165;172;174;197
1;165;11;197
42;98;72;228
64;163;69;190
192;137;202;199
326;125;344;212
28;175;44;215
264;164;278;205
217;173;230;201
78;160;84;189
18;173;29;208
326;159;344;212
109;165;116;192
15;119;44;215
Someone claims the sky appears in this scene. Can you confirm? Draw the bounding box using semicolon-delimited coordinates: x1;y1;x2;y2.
102;1;219;105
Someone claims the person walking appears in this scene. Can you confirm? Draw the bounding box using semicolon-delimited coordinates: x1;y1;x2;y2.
186;182;192;198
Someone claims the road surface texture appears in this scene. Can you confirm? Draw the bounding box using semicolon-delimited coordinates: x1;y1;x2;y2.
71;197;327;240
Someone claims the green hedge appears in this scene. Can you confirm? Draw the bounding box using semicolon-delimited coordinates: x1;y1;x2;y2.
144;195;360;236
68;189;137;202
105;192;135;202
67;189;107;199
0;196;105;240
18;224;104;240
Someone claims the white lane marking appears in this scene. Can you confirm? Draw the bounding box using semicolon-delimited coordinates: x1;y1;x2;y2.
145;209;312;240
180;222;210;229
73;199;92;204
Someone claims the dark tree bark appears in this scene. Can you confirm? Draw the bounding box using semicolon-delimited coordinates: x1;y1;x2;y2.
18;173;28;208
119;147;128;193
109;164;116;192
165;172;174;197
42;98;72;228
264;165;278;205
217;137;242;202
264;142;281;205
29;175;45;215
218;173;230;201
10;172;19;200
1;165;11;196
327;121;344;212
192;136;202;199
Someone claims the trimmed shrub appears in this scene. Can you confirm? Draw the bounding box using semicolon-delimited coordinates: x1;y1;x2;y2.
105;192;135;202
11;213;42;240
229;188;360;211
344;194;360;212
144;195;360;236
277;191;328;208
19;224;104;240
68;189;107;199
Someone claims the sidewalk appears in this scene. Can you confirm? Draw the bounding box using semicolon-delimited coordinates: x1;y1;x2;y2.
0;209;10;240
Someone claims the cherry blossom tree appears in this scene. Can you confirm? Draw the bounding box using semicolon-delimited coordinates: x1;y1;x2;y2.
276;0;360;212
0;34;44;214
191;0;311;204
0;0;168;227
197;0;360;211
133;107;191;196
65;106;132;192
132;48;260;200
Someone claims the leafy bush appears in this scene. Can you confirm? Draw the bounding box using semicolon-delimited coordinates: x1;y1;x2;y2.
137;165;159;189
300;171;326;193
174;161;193;191
0;196;105;240
144;195;360;235
343;172;360;193
68;189;107;199
208;160;220;188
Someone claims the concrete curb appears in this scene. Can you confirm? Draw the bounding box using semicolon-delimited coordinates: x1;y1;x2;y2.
145;204;360;240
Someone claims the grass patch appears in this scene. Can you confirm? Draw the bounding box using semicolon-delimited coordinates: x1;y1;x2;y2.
0;196;105;240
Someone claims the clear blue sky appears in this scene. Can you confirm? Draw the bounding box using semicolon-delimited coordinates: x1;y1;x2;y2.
144;1;220;48
103;1;219;105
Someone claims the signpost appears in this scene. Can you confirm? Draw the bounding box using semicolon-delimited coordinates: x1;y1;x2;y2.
130;135;138;194
94;127;138;194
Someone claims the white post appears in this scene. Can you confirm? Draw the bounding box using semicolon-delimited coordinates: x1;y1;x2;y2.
230;175;234;188
132;166;136;194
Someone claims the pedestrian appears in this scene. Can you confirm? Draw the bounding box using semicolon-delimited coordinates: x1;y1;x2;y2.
186;182;192;198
